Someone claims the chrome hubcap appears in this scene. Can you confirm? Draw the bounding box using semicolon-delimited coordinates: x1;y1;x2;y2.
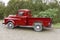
9;24;12;27
36;26;40;29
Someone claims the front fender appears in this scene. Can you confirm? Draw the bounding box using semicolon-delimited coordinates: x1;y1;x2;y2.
7;20;15;26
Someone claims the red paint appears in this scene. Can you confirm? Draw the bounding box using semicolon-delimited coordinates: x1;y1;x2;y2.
3;9;52;28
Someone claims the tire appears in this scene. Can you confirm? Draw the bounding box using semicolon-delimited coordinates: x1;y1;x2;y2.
7;22;14;29
33;23;42;32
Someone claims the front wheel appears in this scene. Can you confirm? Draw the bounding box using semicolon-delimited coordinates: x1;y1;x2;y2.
7;22;14;29
33;23;43;32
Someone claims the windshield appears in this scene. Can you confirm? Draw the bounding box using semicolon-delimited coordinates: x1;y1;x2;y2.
18;12;24;16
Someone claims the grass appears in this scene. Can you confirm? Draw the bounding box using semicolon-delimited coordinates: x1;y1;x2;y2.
53;23;60;29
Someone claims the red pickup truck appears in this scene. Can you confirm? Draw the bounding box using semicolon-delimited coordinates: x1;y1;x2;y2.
3;9;52;32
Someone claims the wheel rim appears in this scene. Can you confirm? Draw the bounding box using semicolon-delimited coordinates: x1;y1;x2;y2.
35;25;42;31
8;22;14;29
9;23;12;27
34;23;42;32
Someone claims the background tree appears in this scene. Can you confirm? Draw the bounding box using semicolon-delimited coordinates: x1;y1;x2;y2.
0;2;5;19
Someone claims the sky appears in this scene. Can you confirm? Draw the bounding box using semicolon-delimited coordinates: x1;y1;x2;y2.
0;0;10;6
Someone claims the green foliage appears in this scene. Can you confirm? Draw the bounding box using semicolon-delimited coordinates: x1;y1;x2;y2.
5;0;48;16
37;8;58;23
0;2;5;19
37;9;58;18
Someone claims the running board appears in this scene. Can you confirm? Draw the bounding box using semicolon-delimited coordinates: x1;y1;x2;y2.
19;26;33;28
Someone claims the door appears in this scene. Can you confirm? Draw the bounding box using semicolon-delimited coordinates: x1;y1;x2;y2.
18;12;27;26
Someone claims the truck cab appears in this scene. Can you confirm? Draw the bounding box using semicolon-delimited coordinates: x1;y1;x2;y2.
3;9;52;32
16;9;32;26
17;9;32;17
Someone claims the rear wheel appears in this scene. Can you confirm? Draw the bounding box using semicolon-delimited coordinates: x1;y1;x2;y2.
33;23;42;32
7;22;14;29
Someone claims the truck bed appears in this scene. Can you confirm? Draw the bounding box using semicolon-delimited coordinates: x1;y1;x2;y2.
28;17;51;27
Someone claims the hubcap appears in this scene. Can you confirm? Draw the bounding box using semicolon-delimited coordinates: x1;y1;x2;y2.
9;24;12;27
8;22;14;29
36;26;40;29
34;23;42;32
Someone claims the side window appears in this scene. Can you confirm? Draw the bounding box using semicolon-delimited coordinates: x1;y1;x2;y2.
18;12;24;16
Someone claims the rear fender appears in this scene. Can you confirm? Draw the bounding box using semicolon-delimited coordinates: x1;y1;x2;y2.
33;21;43;25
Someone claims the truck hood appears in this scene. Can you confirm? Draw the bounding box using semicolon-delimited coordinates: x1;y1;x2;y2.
9;15;16;17
7;15;18;18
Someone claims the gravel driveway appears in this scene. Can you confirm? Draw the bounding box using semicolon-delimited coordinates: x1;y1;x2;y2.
0;20;60;40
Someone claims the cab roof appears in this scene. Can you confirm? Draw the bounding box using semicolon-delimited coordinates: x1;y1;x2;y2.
18;9;31;12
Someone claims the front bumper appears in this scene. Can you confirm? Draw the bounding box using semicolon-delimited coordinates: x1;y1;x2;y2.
2;23;6;25
2;23;5;24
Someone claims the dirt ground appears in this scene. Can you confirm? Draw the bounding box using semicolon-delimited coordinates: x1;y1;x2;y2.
0;21;60;40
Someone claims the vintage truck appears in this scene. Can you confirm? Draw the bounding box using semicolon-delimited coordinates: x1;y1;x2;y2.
3;9;52;32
